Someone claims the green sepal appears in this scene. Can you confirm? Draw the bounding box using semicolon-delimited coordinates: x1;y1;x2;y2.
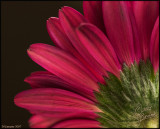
95;60;159;128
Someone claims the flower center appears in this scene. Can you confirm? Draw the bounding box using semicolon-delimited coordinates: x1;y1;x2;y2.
95;60;159;128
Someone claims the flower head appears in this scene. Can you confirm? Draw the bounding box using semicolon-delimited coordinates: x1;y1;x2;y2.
14;1;159;128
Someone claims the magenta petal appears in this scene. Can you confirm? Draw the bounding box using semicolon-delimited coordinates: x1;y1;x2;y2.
47;17;105;83
59;6;87;28
29;115;56;128
52;119;100;128
83;1;106;34
14;88;100;114
125;2;141;63
126;1;134;8
27;44;97;101
29;109;98;118
102;1;135;66
25;71;76;89
76;23;121;77
25;71;96;100
46;17;74;51
130;16;141;62
29;112;98;128
27;43;99;93
150;17;159;73
30;71;52;76
59;6;109;79
133;1;159;60
53;119;100;128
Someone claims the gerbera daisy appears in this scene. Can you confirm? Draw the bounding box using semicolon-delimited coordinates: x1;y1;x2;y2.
14;1;159;128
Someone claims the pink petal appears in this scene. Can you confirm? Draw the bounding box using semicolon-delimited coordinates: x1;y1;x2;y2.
126;1;134;8
102;1;135;66
25;71;76;89
150;17;159;73
29;112;98;128
125;2;141;63
28;43;98;90
14;88;100;115
59;6;109;80
52;119;100;128
30;71;52;76
76;23;121;77
83;1;106;34
47;17;75;52
27;43;99;95
29;115;56;128
25;71;96;100
133;1;159;60
29;109;98;118
47;17;105;83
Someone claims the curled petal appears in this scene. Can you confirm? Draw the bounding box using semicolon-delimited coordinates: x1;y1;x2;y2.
102;1;135;66
150;17;159;73
133;1;159;60
83;1;106;33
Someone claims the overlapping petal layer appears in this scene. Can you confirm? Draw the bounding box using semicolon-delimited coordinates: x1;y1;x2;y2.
25;71;67;89
52;119;100;128
133;1;159;60
76;23;121;77
29;115;56;128
59;6;109;80
29;112;99;128
102;1;135;66
126;2;141;62
27;43;100;100
47;17;105;83
14;88;99;114
25;71;95;100
150;17;159;73
47;17;74;53
83;1;106;34
14;1;159;128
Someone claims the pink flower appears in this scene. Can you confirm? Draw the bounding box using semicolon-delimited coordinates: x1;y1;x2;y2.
14;1;159;128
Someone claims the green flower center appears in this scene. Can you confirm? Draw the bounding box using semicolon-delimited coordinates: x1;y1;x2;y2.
95;60;159;128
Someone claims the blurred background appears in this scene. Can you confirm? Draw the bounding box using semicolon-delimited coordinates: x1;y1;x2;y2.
1;1;82;128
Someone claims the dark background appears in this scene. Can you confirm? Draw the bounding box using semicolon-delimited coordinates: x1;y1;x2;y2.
1;1;82;128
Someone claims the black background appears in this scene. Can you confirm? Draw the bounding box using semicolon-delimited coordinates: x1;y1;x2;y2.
1;1;83;128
